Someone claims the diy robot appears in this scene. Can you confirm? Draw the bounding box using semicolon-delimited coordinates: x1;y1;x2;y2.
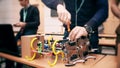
24;35;96;67
63;36;96;66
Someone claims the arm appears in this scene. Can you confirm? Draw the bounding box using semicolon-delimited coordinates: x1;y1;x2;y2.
69;0;108;41
42;0;71;25
111;0;120;19
20;9;23;22
14;7;40;28
86;0;108;30
42;0;61;10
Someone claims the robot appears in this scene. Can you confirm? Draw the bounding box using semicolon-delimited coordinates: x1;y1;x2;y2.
63;36;96;66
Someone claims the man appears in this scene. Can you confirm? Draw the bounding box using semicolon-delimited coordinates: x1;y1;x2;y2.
111;0;120;19
14;0;40;42
42;0;108;53
111;0;120;67
111;0;120;45
13;0;40;67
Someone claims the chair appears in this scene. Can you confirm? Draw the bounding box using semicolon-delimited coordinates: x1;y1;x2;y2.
0;24;19;67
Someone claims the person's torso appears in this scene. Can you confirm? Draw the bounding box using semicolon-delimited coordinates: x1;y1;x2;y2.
20;5;37;23
20;5;39;33
64;0;97;27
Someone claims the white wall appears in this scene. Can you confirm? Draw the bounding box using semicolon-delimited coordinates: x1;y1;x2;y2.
0;0;64;34
0;0;21;31
44;6;64;34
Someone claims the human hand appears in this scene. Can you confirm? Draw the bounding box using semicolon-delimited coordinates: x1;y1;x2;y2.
13;22;26;27
57;4;71;25
69;26;88;41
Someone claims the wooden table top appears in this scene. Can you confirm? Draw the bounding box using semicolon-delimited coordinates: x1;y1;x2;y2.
1;52;116;68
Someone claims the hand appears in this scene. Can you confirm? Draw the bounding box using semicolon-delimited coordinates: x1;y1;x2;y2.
57;4;71;25
69;26;88;41
13;22;26;28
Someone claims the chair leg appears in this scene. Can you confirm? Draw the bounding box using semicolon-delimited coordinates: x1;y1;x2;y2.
111;45;117;55
0;58;5;68
99;46;102;54
5;59;15;68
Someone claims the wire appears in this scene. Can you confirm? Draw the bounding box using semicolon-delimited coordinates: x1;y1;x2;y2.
75;0;85;26
76;0;85;13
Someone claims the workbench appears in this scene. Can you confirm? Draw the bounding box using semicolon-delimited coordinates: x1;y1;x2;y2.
0;52;117;68
0;35;118;68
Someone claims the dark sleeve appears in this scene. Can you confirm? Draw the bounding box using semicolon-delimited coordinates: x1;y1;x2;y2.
42;0;62;10
25;7;40;28
20;9;23;22
86;0;108;30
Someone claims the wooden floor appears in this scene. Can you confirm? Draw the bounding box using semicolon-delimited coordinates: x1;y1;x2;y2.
93;55;117;68
0;52;118;68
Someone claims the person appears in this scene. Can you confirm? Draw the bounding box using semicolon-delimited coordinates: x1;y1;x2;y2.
111;0;120;19
111;1;120;67
13;0;40;67
111;0;120;46
14;0;40;43
42;0;108;53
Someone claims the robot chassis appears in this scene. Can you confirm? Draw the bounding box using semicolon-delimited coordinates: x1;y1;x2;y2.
26;35;96;67
63;36;96;66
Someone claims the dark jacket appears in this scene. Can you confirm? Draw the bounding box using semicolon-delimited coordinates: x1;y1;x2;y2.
16;5;40;40
20;5;40;34
42;0;108;31
42;0;108;48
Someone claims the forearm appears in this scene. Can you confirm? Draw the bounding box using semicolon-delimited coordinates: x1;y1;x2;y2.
25;17;40;28
26;21;40;28
42;0;61;10
86;0;108;30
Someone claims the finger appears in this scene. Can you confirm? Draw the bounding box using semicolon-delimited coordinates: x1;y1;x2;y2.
59;11;69;23
62;12;69;24
69;29;74;40
58;10;64;21
58;12;66;23
75;30;83;40
69;27;75;40
69;27;79;41
66;13;71;24
68;13;71;22
64;12;71;25
58;12;62;21
75;27;88;40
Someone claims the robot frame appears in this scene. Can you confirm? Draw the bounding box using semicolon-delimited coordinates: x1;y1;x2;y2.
26;35;96;67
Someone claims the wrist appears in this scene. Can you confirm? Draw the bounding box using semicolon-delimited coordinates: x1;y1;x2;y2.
84;25;94;34
57;4;65;10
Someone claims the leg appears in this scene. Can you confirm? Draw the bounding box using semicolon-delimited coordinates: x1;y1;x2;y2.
89;32;100;54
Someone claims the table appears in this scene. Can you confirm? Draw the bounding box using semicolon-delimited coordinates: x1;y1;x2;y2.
0;52;117;68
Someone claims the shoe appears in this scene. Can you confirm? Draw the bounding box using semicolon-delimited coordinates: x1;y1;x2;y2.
89;48;101;54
